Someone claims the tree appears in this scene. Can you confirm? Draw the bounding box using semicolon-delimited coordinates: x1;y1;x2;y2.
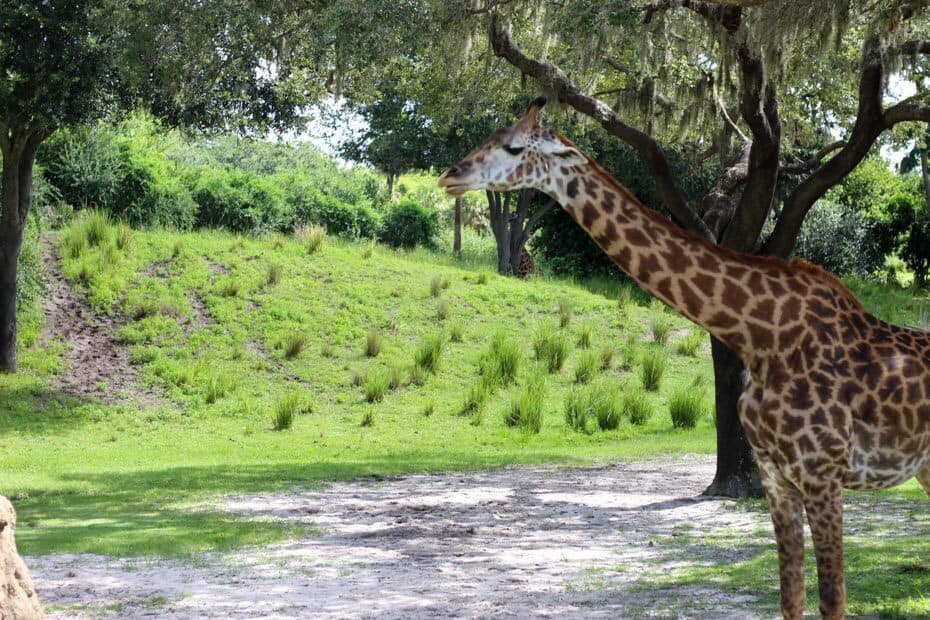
0;1;317;372
469;1;930;496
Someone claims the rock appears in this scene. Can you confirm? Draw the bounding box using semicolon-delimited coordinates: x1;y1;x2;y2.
0;496;44;619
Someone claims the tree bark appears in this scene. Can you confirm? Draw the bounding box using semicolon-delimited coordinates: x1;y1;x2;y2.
0;125;45;373
487;190;513;275
704;338;762;496
453;197;463;255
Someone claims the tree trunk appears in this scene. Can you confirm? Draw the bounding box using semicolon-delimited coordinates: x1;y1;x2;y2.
487;191;514;275
386;173;397;200
703;337;762;497
0;126;44;373
453;197;462;255
921;149;930;219
0;151;24;373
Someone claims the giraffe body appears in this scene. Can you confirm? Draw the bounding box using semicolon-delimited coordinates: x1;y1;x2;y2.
438;98;930;619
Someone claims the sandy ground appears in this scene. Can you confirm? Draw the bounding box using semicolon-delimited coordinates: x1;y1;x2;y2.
29;458;787;619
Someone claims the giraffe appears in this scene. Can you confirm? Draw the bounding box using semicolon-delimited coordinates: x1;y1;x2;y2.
438;97;930;619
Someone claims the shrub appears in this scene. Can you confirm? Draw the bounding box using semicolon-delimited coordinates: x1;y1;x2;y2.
365;328;382;357
641;349;667;391
380;197;439;248
564;388;593;433
414;332;445;374
793;198;886;278
505;375;545;433
533;322;571;373
364;368;391;403
669;388;707;429
624;388;653;425
574;350;600;384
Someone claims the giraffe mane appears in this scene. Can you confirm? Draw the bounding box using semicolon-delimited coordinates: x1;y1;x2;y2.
555;135;866;313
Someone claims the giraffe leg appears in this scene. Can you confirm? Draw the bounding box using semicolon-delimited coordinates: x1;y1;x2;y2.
803;483;846;620
916;465;930;499
757;460;806;620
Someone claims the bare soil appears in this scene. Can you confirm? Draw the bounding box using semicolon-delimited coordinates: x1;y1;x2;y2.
31;458;783;619
40;245;164;406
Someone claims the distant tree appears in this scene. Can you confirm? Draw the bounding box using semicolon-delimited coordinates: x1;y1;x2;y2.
0;0;318;373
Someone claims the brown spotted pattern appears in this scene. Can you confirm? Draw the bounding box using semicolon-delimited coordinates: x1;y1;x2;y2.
437;101;930;620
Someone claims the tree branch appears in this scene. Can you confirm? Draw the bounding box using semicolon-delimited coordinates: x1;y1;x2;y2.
894;40;930;56
644;0;743;32
882;96;930;126
724;44;781;251
764;37;886;257
488;14;713;240
779;141;846;175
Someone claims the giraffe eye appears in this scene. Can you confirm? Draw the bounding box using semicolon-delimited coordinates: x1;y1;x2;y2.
503;145;525;156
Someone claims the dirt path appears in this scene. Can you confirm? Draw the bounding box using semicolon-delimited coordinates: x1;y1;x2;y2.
30;458;785;619
40;244;163;405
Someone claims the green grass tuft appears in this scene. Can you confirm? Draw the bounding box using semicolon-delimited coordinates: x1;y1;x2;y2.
533;322;571;373
574;349;600;384
640;348;668;392
364;368;391;403
272;392;301;430
479;331;522;387
669;387;707;429
505;373;545;433
558;298;573;327
624;388;653;425
676;329;704;357
414;332;445;374
365;328;382;357
651;315;673;346
283;333;308;359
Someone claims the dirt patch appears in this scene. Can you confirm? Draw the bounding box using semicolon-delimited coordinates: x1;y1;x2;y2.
30;458;778;619
40;244;164;406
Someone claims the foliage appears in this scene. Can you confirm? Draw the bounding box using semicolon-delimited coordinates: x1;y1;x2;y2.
879;192;930;287
380;197;440;249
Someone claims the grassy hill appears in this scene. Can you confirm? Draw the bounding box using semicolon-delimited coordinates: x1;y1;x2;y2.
3;211;930;560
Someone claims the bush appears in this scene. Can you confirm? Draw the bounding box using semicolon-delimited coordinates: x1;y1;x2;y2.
380;197;439;248
793;199;886;278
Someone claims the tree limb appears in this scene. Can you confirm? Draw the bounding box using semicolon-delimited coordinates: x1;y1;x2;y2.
488;14;713;240
779;141;846;174
644;0;743;32
764;37;886;257
882;96;930;126
894;40;930;55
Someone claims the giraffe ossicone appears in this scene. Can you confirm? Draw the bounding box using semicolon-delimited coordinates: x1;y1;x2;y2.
439;97;930;620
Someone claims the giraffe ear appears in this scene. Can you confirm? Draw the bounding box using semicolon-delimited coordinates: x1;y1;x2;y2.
541;141;587;166
517;97;547;128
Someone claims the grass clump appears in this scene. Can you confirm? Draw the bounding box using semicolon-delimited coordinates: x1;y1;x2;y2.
651;315;673;346
624;388;653;425
574;350;601;384
421;399;435;417
414;332;445;374
365;328;382;358
669;388;707;429
266;264;282;286
364;368;391;403
361;242;375;259
449;321;465;343
479;332;522;387
533;322;571;373
676;329;704;357
576;323;593;349
204;374;234;404
215;277;240;298
298;224;325;254
505;374;545;434
592;379;624;431
599;345;614;370
564;387;593;434
408;364;428;386
361;409;375;427
430;274;449;297
283;333;308;359
476;271;490;284
640;349;668;391
461;378;491;416
436;299;450;321
271;392;302;430
558;299;573;327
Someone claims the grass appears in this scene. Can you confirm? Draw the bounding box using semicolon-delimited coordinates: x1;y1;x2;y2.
479;332;521;387
283;332;308;359
641;348;668;392
573;349;600;384
533;321;571;373
624;388;653;426
651;315;673;346
413;332;445;374
505;373;546;433
9;219;930;586
272;391;301;430
364;368;391;403
365;328;382;357
676;329;704;357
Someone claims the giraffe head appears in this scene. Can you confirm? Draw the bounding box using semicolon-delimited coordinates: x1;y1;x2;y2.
438;97;587;197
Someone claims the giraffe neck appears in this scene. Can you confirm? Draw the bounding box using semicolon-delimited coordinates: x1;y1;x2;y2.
541;157;782;371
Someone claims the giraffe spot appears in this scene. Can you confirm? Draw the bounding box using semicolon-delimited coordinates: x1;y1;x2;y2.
769;280;787;298
626;228;650;247
601;219;619;242
661;247;693;273
778;324;804;351
581;203;599;228
746;271;766;295
560;166;569;175
678;279;703;318
614;246;632;267
780;296;802;322
838;381;863;403
748;324;774;350
788;379;814;410
693;273;716;298
602;194;615;214
654;277;674;302
722;282;750;310
749;299;775;324
636;253;662;282
566;178;579;198
780;411;806;435
708;311;737;329
696;252;720;272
